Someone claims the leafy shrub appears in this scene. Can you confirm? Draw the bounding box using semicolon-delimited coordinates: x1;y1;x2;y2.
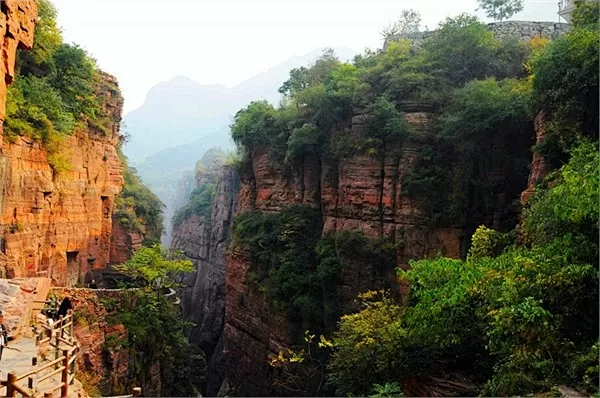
531;21;599;141
422;14;501;85
327;291;407;396
467;225;512;259
521;140;599;255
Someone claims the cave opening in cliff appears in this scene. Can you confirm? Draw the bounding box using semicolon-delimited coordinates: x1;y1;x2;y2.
67;251;79;275
101;196;110;218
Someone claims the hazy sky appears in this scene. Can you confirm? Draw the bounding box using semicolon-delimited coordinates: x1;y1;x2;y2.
51;0;560;114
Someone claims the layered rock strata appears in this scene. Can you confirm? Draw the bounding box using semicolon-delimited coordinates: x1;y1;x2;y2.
223;108;468;395
0;73;124;286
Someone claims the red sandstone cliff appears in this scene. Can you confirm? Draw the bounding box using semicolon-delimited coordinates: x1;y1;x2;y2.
222;107;467;395
0;72;125;286
521;111;551;203
0;1;129;286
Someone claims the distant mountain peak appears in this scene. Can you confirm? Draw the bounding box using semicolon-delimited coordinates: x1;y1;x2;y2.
124;46;359;162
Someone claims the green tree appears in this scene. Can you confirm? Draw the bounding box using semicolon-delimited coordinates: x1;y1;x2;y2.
51;43;99;117
423;14;501;85
231;100;280;150
105;286;197;396
18;0;62;73
4;76;75;141
112;244;193;292
522;140;599;254
531;18;599;143
571;0;600;28
477;0;524;21
380;9;422;40
327;291;408;396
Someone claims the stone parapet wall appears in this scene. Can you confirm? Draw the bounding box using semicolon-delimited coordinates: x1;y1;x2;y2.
384;21;570;48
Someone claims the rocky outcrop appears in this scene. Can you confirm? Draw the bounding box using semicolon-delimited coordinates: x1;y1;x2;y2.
0;73;124;286
171;165;238;395
0;0;37;130
109;217;143;266
223;108;469;395
50;288;130;395
384;21;570;49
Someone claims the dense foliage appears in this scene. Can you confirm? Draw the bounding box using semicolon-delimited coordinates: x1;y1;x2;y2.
114;167;164;245
233;206;330;326
233;207;397;329
327;142;598;396
5;0;109;173
112;243;193;291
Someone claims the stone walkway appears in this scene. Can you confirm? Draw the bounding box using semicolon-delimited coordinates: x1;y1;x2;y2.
0;278;84;397
0;337;67;397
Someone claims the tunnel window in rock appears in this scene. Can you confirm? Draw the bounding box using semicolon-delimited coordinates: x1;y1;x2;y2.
67;251;80;284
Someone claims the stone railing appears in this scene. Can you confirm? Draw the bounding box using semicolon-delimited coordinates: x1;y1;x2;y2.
384;21;570;49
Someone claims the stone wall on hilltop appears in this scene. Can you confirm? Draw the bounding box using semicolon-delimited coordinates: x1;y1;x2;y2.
384;21;570;49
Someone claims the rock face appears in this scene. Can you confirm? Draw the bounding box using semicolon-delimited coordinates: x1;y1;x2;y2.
0;0;37;128
384;21;570;48
0;2;128;286
170;165;238;395
222;108;469;396
51;288;131;395
0;72;125;286
109;216;143;266
521;111;551;203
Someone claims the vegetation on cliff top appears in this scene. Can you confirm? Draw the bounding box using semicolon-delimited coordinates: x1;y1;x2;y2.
231;13;537;236
6;0;113;174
